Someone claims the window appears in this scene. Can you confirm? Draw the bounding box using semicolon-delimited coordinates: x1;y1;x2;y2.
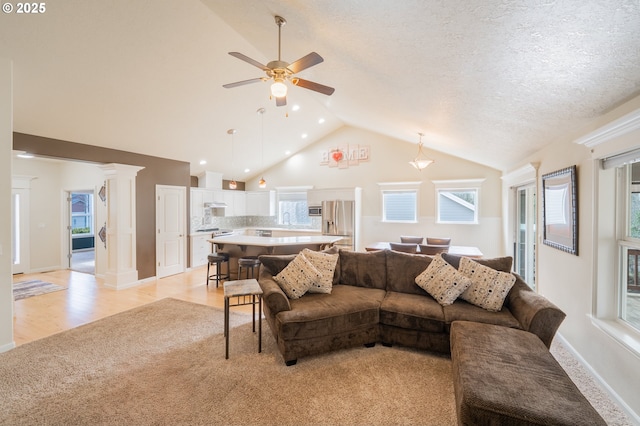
616;162;640;332
382;190;417;222
277;189;310;226
379;182;420;223
433;179;484;224
71;193;93;235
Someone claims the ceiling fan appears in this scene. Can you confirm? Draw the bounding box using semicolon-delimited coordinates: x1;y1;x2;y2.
222;15;335;107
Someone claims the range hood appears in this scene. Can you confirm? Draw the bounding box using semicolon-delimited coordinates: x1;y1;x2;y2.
204;202;227;208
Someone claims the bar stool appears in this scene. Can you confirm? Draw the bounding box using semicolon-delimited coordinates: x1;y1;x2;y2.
207;252;230;288
237;256;261;279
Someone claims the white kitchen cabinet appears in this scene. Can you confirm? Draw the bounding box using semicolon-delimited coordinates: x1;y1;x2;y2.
189;233;211;268
233;191;246;216
246;190;275;216
190;188;205;216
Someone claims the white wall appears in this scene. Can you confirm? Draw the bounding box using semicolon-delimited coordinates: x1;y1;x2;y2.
0;58;14;352
507;94;640;420
246;126;504;257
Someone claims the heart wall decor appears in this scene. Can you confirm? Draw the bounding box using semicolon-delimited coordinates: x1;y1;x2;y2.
320;144;370;169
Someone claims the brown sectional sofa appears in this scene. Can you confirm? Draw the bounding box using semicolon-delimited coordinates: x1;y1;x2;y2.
257;249;566;366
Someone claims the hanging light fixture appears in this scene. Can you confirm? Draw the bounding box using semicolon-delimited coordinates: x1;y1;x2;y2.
409;132;434;171
257;108;267;188
227;128;238;189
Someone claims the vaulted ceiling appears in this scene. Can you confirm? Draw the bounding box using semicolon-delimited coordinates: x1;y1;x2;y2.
2;0;639;178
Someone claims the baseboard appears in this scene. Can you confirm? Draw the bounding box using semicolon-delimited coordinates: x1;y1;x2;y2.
0;341;16;353
556;333;640;425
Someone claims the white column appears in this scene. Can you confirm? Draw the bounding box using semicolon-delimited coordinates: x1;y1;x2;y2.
99;164;144;289
0;58;14;352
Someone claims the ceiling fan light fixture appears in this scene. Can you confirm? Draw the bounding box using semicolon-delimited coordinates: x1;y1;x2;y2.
409;133;434;171
271;80;287;98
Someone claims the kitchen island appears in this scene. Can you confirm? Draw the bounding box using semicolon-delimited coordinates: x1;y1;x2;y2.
209;234;343;279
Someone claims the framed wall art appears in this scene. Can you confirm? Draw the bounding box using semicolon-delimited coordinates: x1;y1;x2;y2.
542;165;578;255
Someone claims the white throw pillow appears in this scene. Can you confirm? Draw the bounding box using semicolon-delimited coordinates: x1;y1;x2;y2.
302;248;339;294
273;252;322;299
458;257;516;312
415;254;472;306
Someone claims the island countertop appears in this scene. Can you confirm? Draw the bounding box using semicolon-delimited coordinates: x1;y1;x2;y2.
209;234;342;253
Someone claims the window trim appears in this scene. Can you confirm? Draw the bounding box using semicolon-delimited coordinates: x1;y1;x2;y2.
275;186;313;226
432;178;484;225
378;181;421;223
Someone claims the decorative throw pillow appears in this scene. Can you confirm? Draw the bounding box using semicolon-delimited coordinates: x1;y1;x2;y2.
458;257;516;312
415;254;473;306
302;248;339;294
273;252;322;299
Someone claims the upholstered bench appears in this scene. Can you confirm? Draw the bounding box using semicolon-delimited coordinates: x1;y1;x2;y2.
450;321;606;426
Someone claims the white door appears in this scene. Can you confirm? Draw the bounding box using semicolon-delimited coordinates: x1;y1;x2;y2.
156;185;186;278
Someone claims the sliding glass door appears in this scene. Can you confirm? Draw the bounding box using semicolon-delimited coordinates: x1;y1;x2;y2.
515;184;536;289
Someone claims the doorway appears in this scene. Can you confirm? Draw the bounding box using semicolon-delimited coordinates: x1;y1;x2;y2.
68;191;95;274
514;184;536;289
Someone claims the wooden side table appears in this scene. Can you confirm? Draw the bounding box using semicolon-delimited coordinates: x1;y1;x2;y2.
223;279;263;359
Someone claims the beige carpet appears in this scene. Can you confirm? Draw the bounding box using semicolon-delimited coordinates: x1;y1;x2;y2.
0;298;630;425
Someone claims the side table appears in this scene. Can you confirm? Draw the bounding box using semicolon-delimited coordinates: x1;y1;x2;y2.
223;278;263;359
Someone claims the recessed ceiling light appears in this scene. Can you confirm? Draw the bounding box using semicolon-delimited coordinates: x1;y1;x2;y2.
285;150;291;155
301;133;308;139
318;118;325;124
199;160;207;165
291;104;300;111
244;168;250;173
17;153;34;159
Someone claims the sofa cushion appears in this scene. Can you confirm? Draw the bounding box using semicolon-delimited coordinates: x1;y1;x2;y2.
273;252;322;299
380;291;446;333
442;253;513;272
459;257;516;312
415;254;472;306
338;249;387;290
276;285;386;340
442;299;522;330
302;248;339;294
385;250;433;295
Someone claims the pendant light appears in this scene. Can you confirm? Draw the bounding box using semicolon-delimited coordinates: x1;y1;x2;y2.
227;129;237;189
409;132;434;171
257;107;267;188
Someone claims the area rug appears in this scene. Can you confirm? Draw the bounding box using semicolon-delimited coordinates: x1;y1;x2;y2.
0;298;456;425
12;279;66;301
0;298;630;425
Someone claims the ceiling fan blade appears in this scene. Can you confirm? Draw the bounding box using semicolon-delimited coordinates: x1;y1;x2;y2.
292;78;335;96
222;77;265;89
275;95;287;107
287;52;323;74
228;52;270;71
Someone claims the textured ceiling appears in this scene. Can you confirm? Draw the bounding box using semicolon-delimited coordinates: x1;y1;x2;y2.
2;0;640;177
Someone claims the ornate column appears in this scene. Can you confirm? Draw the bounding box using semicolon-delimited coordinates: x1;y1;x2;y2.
99;164;144;289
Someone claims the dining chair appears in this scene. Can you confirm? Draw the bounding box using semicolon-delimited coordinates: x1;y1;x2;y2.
389;242;418;254
400;236;424;244
426;237;451;246
419;244;450;255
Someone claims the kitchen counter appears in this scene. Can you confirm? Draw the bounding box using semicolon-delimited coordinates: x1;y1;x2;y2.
209;234;342;280
210;234;341;253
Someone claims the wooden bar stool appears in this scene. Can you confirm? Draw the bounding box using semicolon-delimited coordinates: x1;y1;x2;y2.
237;256;261;280
207;253;230;288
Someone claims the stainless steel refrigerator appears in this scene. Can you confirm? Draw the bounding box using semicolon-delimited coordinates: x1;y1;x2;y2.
322;200;355;250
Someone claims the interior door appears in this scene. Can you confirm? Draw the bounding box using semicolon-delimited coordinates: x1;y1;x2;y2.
514;184;536;289
156;185;186;278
